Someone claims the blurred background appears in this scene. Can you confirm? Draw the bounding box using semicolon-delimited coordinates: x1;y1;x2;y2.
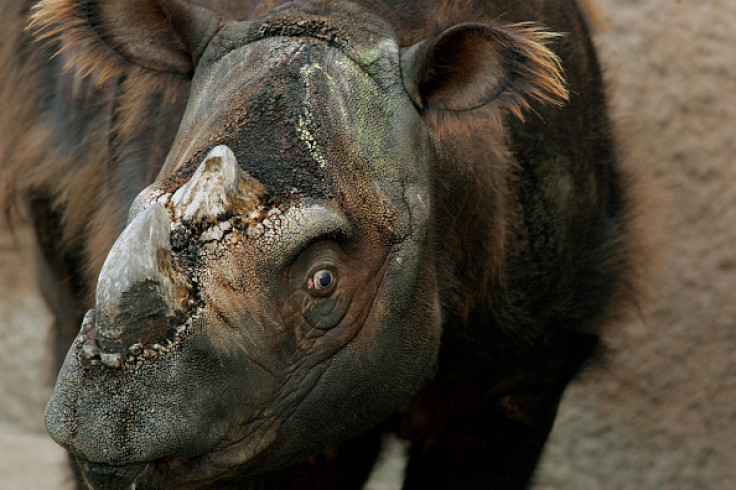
1;0;734;487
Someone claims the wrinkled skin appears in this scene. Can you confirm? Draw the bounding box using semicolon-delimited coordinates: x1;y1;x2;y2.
0;0;636;488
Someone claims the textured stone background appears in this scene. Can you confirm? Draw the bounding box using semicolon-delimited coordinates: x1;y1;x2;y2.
1;0;735;487
534;0;736;487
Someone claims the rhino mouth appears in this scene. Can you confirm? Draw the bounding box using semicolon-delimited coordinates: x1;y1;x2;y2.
78;460;149;490
49;308;283;487
79;455;210;490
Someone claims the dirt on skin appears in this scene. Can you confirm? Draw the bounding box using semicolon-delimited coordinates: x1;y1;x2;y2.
1;0;735;488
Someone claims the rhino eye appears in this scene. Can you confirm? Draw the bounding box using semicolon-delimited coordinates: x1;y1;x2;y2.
307;269;336;295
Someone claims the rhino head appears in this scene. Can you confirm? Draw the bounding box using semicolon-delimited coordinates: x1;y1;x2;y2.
39;0;566;487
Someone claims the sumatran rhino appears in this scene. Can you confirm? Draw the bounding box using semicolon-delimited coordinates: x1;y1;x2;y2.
0;0;638;487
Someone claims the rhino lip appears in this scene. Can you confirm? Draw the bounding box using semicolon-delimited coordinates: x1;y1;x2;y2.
79;457;191;490
79;460;149;490
78;309;191;370
79;452;234;489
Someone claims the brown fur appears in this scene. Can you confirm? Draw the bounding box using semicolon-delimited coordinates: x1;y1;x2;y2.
418;21;571;321
2;1;190;304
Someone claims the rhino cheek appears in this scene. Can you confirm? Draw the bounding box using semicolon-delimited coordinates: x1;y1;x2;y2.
262;240;440;465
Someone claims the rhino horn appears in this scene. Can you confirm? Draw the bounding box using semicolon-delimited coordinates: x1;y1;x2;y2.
95;202;182;350
170;145;263;224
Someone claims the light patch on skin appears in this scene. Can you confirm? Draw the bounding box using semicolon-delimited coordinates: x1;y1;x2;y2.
354;37;399;68
297;115;329;168
296;47;402;185
247;206;286;246
299;62;330;81
248;203;351;263
298;62;331;169
340;61;402;185
201;220;232;243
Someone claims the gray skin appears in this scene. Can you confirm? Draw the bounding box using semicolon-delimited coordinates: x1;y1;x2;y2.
46;3;442;487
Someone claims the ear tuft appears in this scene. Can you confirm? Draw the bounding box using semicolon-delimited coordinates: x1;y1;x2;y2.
28;0;224;85
401;22;569;118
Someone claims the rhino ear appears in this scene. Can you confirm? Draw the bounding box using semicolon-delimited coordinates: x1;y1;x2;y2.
401;23;569;116
30;0;228;81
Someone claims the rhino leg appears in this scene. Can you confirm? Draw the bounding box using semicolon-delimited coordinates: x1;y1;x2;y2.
399;331;598;489
403;405;558;489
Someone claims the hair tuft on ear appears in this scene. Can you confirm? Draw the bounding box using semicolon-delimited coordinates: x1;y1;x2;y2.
498;23;569;121
401;21;569;119
30;0;143;85
27;0;222;86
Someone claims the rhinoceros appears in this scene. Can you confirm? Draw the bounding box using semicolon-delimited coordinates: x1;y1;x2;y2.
0;0;638;487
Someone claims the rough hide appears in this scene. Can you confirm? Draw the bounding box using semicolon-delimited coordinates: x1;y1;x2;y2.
0;0;639;488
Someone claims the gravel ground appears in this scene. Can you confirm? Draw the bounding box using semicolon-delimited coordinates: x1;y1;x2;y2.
1;0;735;487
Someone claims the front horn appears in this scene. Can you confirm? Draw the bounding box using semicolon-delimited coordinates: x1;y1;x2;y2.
95;202;183;351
